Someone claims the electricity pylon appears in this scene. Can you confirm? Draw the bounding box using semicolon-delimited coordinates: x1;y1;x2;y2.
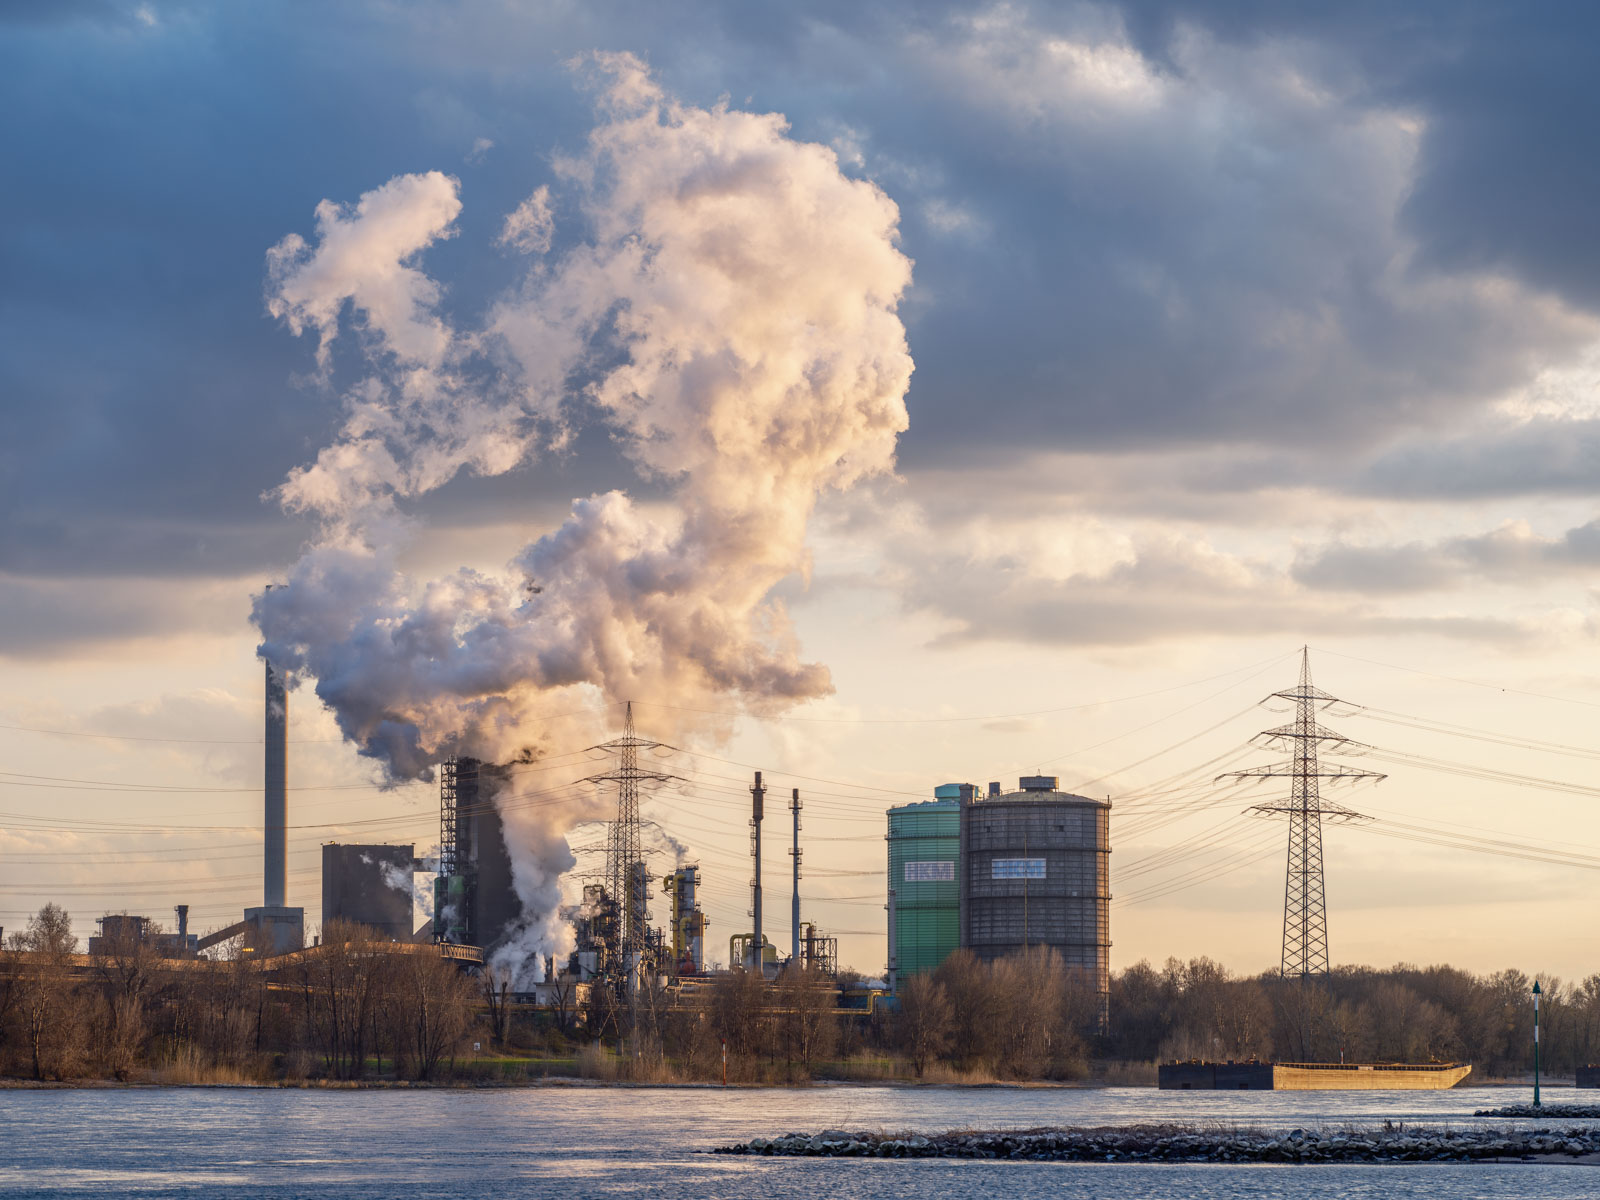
587;702;675;968
1222;648;1383;978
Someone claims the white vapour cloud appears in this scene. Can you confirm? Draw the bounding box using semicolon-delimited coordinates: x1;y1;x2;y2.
266;171;462;372
254;52;913;975
499;184;554;254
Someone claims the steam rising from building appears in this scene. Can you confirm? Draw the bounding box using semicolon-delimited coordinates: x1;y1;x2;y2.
253;53;914;978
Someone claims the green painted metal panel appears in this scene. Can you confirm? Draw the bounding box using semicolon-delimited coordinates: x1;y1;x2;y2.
888;798;961;985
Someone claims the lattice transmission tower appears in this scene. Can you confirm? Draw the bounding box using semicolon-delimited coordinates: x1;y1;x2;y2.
586;702;675;965
1222;649;1384;978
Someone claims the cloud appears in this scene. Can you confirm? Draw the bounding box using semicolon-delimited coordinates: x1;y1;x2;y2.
498;185;553;254
256;52;914;777
1293;518;1600;595
886;5;1599;463
0;573;243;658
871;500;1569;651
1356;417;1600;500
265;170;462;372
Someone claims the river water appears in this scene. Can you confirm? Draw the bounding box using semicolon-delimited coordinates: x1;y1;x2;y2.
0;1085;1594;1198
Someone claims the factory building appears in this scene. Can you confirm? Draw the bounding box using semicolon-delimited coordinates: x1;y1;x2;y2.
321;843;417;941
959;776;1111;998
434;757;520;952
885;786;967;991
663;865;707;975
86;909;198;957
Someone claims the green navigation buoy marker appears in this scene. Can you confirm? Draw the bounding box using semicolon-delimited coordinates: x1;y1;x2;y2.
1533;980;1542;1110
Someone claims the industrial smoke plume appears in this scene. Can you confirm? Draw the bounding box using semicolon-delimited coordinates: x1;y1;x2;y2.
253;54;914;978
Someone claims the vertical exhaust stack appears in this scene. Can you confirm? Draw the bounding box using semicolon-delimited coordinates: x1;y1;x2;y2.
244;657;304;956
748;771;764;974
264;659;287;909
790;788;801;969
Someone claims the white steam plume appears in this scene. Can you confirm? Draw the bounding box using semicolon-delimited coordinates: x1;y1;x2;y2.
253;53;913;978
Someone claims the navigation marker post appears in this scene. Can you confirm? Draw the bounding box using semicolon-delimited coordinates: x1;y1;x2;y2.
1533;980;1542;1109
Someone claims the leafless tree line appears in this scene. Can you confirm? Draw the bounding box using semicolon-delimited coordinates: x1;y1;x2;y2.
577;965;844;1082
894;948;1104;1078
6;902;1580;1083
0;906;476;1082
1106;956;1596;1075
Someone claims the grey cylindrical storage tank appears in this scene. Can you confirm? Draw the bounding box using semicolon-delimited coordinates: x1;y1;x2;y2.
959;776;1111;996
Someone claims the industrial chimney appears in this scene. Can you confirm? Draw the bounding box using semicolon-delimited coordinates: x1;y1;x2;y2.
264;659;287;908
239;657;303;956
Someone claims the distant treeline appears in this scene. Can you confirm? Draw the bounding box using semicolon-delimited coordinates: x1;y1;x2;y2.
0;903;1581;1084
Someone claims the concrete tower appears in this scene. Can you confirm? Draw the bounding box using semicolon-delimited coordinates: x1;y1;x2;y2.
244;658;303;955
264;659;287;908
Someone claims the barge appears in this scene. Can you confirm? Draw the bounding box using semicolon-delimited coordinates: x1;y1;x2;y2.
1159;1060;1472;1090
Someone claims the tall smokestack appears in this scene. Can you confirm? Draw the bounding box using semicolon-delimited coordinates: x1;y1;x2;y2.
790;788;801;969
748;771;763;974
264;659;287;908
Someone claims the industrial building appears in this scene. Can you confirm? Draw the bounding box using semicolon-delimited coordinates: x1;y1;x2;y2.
663;865;707;975
86;908;198;957
960;776;1111;996
886;787;966;990
885;776;1113;1012
321;843;418;941
434;757;520;952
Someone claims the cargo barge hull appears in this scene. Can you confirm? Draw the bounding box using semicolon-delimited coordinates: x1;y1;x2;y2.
1159;1061;1471;1090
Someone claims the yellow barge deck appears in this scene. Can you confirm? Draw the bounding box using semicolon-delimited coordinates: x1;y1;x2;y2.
1159;1061;1472;1090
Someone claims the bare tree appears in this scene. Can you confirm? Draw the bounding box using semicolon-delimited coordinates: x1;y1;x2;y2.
774;967;837;1078
933;949;999;1070
92;914;160;1080
394;951;474;1080
9;904;84;1080
480;963;513;1049
895;973;953;1078
297;920;384;1079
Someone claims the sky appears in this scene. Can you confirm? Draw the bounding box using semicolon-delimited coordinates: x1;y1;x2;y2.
5;0;1600;983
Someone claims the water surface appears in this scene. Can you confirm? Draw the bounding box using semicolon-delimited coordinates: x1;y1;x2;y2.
0;1085;1593;1198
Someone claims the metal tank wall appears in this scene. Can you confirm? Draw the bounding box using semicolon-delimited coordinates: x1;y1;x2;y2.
959;776;1111;996
321;843;415;941
886;788;965;990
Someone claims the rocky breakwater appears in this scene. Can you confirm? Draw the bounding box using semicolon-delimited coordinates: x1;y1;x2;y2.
1478;1104;1600;1119
715;1124;1600;1164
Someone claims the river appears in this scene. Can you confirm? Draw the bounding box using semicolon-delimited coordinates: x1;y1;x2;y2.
0;1084;1594;1197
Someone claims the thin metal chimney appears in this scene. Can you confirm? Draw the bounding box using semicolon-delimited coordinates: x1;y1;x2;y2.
175;904;189;941
790;788;802;969
264;659;287;909
748;770;763;973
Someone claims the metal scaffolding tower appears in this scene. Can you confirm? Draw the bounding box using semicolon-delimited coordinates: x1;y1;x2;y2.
1222;649;1383;978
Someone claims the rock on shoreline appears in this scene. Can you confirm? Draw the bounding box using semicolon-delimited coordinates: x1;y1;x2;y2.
714;1124;1600;1163
1477;1104;1600;1120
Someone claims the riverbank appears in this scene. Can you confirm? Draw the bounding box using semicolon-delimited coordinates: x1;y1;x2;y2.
715;1123;1600;1163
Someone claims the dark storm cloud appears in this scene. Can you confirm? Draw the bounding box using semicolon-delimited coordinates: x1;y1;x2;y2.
1118;1;1600;313
6;0;1600;652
